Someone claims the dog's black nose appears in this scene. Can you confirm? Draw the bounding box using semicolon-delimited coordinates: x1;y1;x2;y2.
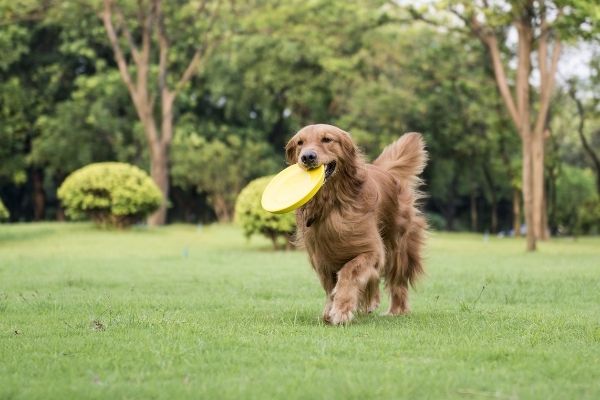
300;150;317;166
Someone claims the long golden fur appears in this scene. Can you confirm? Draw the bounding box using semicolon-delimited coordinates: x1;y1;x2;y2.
285;124;427;325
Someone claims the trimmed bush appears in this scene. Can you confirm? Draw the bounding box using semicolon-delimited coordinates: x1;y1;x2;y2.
0;199;9;221
57;162;162;228
235;176;296;250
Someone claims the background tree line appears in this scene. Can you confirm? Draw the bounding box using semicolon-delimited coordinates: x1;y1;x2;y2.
1;0;599;243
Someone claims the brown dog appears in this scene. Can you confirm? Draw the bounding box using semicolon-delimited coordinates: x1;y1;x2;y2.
285;124;427;325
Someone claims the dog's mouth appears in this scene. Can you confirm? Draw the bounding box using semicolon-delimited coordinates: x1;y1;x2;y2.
324;161;336;180
303;160;337;180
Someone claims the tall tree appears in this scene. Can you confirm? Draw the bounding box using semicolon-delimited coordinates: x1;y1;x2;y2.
408;0;580;249
461;1;560;250
100;0;222;225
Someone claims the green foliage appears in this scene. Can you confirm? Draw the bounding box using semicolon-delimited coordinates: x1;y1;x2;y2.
0;76;29;185
171;131;278;221
0;198;9;221
425;212;445;231
57;162;162;228
204;0;382;150
555;165;598;234
31;71;144;176
234;175;296;249
578;197;600;235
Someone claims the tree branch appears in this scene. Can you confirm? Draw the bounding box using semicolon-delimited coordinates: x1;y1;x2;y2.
534;33;561;136
113;3;140;63
455;6;521;131
514;19;533;135
196;0;210;16
538;17;548;87
481;33;521;130
102;0;159;147
173;0;222;93
101;0;136;96
175;49;203;92
136;0;154;95
405;6;469;34
157;0;169;93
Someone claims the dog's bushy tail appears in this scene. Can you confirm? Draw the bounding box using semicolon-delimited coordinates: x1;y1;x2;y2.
375;132;428;289
373;132;427;189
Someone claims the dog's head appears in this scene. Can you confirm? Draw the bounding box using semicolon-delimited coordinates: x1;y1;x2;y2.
285;124;357;180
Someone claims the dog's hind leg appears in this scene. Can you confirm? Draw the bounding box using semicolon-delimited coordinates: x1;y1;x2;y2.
329;252;381;325
387;281;410;315
386;219;425;315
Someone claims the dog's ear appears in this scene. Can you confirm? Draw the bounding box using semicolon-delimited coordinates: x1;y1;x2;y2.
338;131;357;159
285;137;297;165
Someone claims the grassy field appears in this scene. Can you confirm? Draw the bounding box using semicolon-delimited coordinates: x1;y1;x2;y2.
0;223;599;399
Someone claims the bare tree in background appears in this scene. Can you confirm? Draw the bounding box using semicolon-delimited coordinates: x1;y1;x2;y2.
406;0;567;250
101;0;221;225
442;1;562;251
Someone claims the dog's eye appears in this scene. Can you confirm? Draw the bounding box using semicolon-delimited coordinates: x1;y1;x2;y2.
297;140;304;146
321;137;333;143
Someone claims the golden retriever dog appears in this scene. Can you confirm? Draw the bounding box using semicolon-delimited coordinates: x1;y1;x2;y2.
285;124;427;325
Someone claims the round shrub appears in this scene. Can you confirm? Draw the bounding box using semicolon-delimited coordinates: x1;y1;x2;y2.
57;162;162;228
0;199;9;221
234;176;296;250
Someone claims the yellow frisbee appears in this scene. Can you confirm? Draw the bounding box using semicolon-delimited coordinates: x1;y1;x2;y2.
261;164;325;214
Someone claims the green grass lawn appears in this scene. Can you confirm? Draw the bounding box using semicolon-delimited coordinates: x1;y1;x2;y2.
1;223;599;399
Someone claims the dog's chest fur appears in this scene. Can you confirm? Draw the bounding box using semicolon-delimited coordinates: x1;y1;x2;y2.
297;181;385;271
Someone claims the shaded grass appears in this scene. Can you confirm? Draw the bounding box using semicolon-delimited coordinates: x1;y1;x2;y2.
1;223;599;399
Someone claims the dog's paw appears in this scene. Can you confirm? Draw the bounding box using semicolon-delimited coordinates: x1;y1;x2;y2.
322;301;333;324
382;307;410;316
366;298;380;313
328;303;355;325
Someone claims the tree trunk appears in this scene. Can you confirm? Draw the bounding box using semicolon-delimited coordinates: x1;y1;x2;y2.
101;0;214;226
443;207;455;232
513;188;521;237
541;191;549;239
443;174;458;231
548;168;558;235
148;142;170;226
515;16;537;251
147;89;174;226
531;128;548;240
521;135;536;251
268;231;278;250
56;206;65;221
481;163;498;234
470;183;478;232
212;194;231;223
498;124;520;237
491;202;498;234
32;169;45;221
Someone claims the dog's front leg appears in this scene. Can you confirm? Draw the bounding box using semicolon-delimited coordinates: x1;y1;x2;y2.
318;272;337;324
329;253;379;325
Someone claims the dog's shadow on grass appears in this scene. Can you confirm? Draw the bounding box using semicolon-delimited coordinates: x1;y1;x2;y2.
277;306;473;330
278;308;428;328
